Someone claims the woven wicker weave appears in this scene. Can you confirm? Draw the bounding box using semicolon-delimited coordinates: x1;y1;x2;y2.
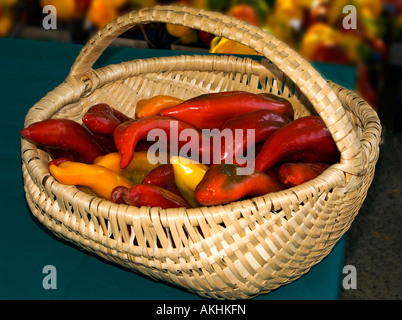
21;5;381;299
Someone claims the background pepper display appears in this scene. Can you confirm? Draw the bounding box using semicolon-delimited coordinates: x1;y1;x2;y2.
20;91;341;208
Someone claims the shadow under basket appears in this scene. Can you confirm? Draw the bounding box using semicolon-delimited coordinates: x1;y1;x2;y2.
21;5;381;299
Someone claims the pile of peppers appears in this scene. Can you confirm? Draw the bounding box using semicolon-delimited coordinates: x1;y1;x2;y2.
21;91;340;209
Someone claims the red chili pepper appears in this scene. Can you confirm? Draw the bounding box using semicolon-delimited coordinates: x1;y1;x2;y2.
110;186;128;204
159;91;294;130
90;132;117;153
278;162;330;187
120;184;190;209
142;164;182;197
254;116;340;172
194;164;284;206
21;119;106;164
114;115;209;169
82;103;132;135
219;109;290;165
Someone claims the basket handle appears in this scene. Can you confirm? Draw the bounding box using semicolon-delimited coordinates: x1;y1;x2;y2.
68;5;363;176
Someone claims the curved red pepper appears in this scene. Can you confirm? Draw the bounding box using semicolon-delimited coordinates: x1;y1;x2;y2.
278;162;330;187
114;116;209;169
21;119;106;164
254;116;340;172
82;103;132;135
219;109;290;165
195;164;284;206
121;184;190;209
159;91;294;130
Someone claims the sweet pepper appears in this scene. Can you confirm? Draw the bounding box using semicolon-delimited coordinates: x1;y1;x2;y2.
21;118;106;164
114;116;208;169
219;109;290;165
49;160;135;200
135;95;183;119
195;164;284;206
278;162;330;187
159;91;294;130
254;116;340;172
170;156;209;208
82;103;132;135
142;164;182;197
113;184;190;209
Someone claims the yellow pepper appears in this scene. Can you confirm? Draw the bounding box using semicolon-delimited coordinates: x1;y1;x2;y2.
300;23;342;60
166;23;193;38
170;156;209;208
210;37;259;55
49;161;135;200
93;152;123;174
93;151;166;184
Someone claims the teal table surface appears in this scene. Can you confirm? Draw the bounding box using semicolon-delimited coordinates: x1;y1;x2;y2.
0;38;355;300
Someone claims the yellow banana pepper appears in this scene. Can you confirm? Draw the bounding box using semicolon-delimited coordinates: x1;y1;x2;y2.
49;161;135;200
171;156;209;208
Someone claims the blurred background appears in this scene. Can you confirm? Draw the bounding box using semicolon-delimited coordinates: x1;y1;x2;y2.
1;0;401;300
1;0;401;115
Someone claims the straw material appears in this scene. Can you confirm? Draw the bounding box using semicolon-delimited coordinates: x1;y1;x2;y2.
21;5;381;299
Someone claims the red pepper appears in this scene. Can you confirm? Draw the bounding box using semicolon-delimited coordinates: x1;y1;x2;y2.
81;103;132;153
82;103;132;135
142;164;182;197
110;186;128;204
120;184;190;209
219;109;290;165
254;116;340;172
114;115;209;169
159;91;294;130
194;164;284;206
278;162;330;187
21;119;106;164
46;149;78;163
257;93;294;119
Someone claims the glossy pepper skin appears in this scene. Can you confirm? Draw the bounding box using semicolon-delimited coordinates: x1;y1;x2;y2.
219;109;290;164
21;119;106;164
278;162;330;187
170;156;209;208
159;91;294;129
82;103;132;135
114;115;208;169
254;116;340;172
142;164;182;197
135;95;183;119
48;161;135;200
118;184;190;209
195;164;284;206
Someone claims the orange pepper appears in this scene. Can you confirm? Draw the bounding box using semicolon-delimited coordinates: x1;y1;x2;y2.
135;95;184;119
49;161;135;200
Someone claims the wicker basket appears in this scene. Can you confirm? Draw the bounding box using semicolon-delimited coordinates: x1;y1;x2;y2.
21;5;381;300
